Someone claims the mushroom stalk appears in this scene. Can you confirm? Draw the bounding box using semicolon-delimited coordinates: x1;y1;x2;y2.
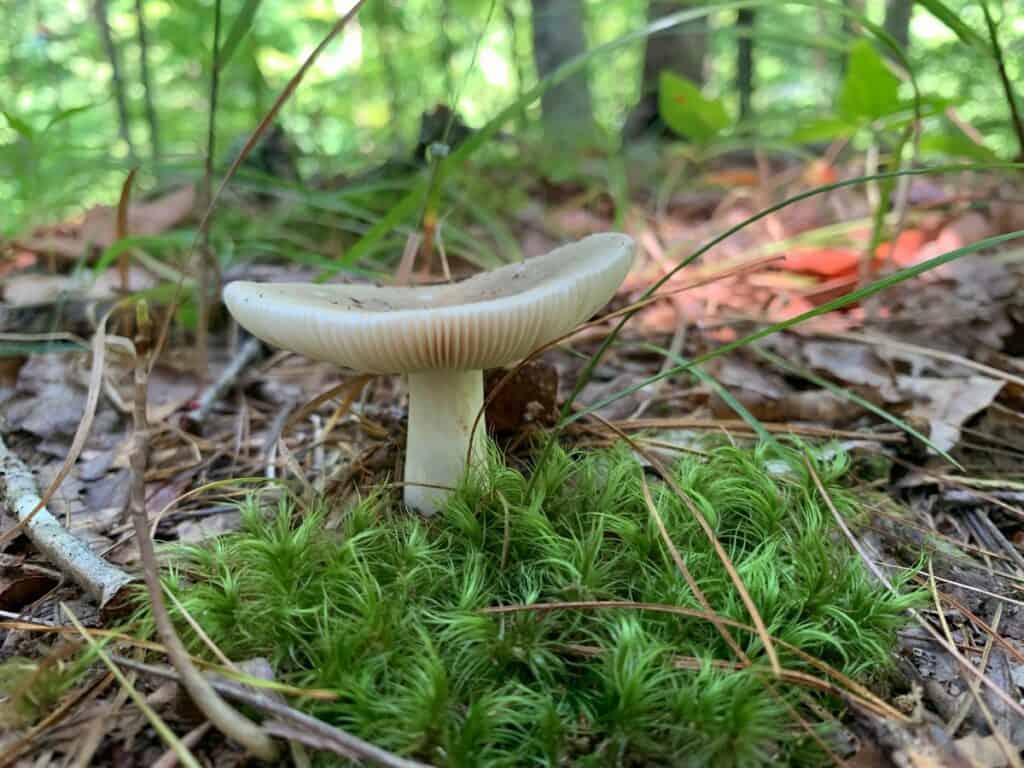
404;369;486;514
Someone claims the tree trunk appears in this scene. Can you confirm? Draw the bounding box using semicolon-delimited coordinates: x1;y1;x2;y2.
93;0;136;159
529;0;593;136
840;0;865;75
624;0;708;139
134;0;160;161
883;0;913;51
736;8;755;121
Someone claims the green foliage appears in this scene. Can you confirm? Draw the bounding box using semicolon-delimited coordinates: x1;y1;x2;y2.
0;654;90;729
154;442;922;767
658;71;731;144
837;40;901;123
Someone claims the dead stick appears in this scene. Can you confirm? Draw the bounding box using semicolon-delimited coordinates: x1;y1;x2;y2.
129;301;277;760
184;336;264;433
108;655;431;768
0;434;133;609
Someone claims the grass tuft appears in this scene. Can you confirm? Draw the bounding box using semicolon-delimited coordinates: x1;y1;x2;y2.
150;441;922;766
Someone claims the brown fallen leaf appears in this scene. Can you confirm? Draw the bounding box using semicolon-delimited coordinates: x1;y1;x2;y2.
802;340;902;402
2;266;156;306
897;375;1004;453
14;184;195;258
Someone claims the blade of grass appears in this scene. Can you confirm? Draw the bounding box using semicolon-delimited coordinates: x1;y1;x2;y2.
62;603;203;768
751;345;960;468
326;0;918;279
640;342;775;444
561;228;1024;434
804;456;1024;721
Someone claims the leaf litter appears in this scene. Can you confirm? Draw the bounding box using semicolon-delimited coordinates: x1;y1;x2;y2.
4;93;1024;768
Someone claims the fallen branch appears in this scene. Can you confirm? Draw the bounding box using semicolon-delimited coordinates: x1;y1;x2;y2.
183;336;264;433
128;302;277;761
0;434;133;609
108;655;432;768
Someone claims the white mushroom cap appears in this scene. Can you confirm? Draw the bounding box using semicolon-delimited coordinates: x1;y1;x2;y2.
223;233;634;373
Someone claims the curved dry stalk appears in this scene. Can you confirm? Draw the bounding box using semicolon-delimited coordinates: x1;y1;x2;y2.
63;605;203;768
0;305;120;548
639;475;749;663
130;302;277;760
152;0;370;368
106;655;431;768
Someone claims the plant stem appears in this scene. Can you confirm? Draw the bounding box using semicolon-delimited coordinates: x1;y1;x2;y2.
981;1;1024;162
131;301;277;760
197;0;223;380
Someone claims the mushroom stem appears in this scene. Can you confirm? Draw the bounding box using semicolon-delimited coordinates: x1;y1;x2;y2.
404;369;486;514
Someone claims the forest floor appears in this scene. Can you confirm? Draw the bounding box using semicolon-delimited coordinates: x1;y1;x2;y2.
2;142;1024;766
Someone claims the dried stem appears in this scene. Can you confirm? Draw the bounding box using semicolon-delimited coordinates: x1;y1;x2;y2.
0;435;133;609
130;301;277;760
109;655;430;768
183;335;263;433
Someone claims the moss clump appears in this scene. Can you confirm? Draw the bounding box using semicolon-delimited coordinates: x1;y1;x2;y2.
161;442;920;767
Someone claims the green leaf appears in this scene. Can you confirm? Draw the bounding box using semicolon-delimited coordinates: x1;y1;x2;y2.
915;0;988;50
838;40;901;122
2;111;34;140
658;71;730;144
43;104;95;132
790;117;857;143
219;0;263;72
919;132;999;163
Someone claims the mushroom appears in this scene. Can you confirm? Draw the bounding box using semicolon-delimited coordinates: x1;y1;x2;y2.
223;232;634;514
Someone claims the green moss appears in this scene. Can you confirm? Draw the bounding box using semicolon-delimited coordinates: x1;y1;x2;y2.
157;442;921;767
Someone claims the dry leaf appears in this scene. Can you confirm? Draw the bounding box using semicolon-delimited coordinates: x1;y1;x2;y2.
897;375;1004;453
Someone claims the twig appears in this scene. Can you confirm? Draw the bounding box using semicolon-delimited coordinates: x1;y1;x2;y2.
107;655;432;768
63;604;203;768
183;336;264;433
116;170;138;297
152;722;212;768
129;301;277;760
134;0;161;161
0;433;133;608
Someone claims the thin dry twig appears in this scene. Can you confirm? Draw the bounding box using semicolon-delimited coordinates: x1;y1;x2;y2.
928;563;1020;768
108;655;432;768
129;301;277;760
601;416;781;676
183;336;264;432
804;455;1024;722
152;0;369;368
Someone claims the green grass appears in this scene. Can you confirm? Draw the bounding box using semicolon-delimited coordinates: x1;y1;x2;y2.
153;441;921;767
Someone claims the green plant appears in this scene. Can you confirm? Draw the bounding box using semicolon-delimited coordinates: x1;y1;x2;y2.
148;441;922;767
